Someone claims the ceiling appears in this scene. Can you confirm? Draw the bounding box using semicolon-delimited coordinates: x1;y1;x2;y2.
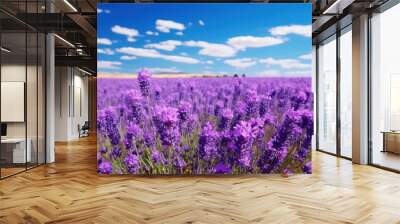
0;0;97;73
1;0;395;73
311;0;391;44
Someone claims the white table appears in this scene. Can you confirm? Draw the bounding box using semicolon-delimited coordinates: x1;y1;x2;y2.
1;138;31;163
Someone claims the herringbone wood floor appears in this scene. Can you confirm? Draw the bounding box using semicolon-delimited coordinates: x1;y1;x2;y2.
1;135;400;224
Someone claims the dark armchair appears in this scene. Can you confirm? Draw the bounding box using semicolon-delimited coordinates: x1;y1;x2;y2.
78;121;90;138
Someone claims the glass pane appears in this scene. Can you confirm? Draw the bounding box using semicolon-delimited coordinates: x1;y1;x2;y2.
312;45;317;150
340;29;352;158
27;31;38;169
371;4;400;171
1;30;27;177
38;33;45;165
318;36;337;154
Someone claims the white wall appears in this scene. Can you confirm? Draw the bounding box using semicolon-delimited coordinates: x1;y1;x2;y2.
55;66;70;141
54;67;89;141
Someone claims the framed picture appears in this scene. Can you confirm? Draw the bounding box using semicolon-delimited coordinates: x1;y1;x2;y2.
97;3;313;175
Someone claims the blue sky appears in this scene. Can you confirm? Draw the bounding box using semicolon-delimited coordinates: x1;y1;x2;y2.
97;3;312;77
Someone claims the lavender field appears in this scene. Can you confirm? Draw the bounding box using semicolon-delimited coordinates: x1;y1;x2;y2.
97;70;313;175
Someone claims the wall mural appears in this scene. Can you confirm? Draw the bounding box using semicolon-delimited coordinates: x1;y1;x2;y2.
97;3;313;175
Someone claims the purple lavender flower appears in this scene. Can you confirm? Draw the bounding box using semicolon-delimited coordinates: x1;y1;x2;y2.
109;131;121;146
144;132;156;147
214;100;224;117
123;90;143;124
97;152;103;165
263;114;276;127
245;89;259;118
259;95;271;117
151;148;164;164
249;118;264;140
232;82;241;105
97;76;313;175
232;101;246;127
232;121;254;168
110;146;122;159
126;122;142;139
98;161;112;174
283;168;294;176
178;101;191;122
138;68;152;97
295;110;314;162
153;85;162;101
198;122;219;162
291;91;307;109
99;146;107;154
219;108;233;130
213;163;232;174
153;106;180;146
115;104;126;119
258;110;300;173
174;156;187;170
97;108;119;142
124;122;142;150
303;161;312;174
187;114;198;133
124;153;140;174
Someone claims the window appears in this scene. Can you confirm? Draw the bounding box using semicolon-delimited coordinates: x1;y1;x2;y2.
317;35;337;154
339;27;352;158
0;1;46;179
371;2;400;171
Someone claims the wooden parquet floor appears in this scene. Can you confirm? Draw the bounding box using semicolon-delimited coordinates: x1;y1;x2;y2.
1;135;400;224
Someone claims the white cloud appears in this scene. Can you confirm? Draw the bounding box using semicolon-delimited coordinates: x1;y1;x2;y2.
227;36;285;50
146;31;159;36
147;67;181;74
116;47;200;64
299;53;312;60
127;37;136;42
224;58;256;68
117;47;160;58
97;8;110;14
97;48;114;55
198;20;205;26
176;31;183;36
257;69;280;76
111;25;139;41
98;61;121;69
269;25;311;37
286;70;311;76
180;52;188;56
259;57;311;69
184;41;236;58
97;38;112;45
162;55;199;64
144;40;182;51
156;19;185;33
206;60;214;64
120;55;136;60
